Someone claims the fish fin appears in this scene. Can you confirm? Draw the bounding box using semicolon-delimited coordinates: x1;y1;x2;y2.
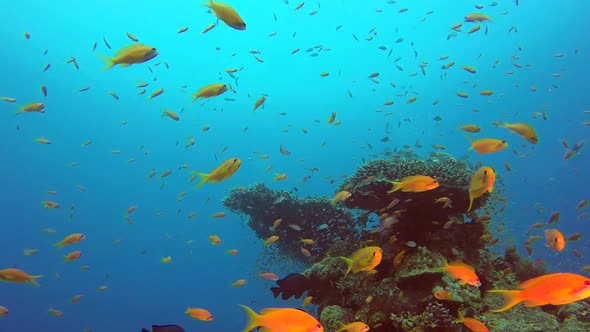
523;298;548;307
239;305;261;332
340;256;354;276
467;191;474;212
29;275;43;287
386;180;403;194
96;54;114;70
453;311;465;324
457;280;466;286
113;43;144;56
191;172;210;189
119;63;131;67
488;289;522;312
270;287;281;298
141;329;149;332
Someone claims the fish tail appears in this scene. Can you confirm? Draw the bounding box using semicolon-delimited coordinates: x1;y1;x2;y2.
270;287;281;298
488;289;522;312
467;192;474;212
340;256;354;277
191;171;210;189
386;180;403;194
239;304;261;332
52;242;63;250
96;54;114;70
29;275;43;287
462;133;474;148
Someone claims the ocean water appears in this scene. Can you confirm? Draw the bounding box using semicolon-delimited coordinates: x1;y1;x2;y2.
1;0;589;331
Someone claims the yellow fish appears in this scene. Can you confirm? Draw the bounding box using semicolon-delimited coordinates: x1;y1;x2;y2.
97;43;158;70
204;0;246;30
191;158;241;189
467;166;495;212
387;175;439;193
500;122;539;144
17;102;45;114
467;137;508;154
191;83;228;102
340;246;383;276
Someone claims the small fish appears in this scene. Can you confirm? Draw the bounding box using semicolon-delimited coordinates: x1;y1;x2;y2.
387;175;439;193
340;247;383;276
185;308;213;321
435;258;481;287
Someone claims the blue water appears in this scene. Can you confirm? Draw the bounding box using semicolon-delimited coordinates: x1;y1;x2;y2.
1;0;589;331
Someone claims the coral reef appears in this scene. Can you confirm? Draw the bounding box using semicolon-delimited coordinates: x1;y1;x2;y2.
223;152;588;332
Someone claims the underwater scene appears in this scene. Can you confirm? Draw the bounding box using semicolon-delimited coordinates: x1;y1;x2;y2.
1;0;590;331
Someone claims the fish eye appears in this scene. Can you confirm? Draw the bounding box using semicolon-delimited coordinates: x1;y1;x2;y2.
501;140;506;143
316;324;322;329
585;281;590;286
151;48;156;51
483;170;488;175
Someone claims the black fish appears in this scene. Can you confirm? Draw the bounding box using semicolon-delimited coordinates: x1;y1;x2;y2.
270;273;310;300
141;324;185;332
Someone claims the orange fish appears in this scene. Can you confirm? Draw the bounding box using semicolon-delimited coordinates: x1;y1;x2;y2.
232;279;247;287
454;312;489;332
53;233;85;250
240;305;323;332
467;137;508;154
0;306;7;316
436;258;481;287
185;308;213;321
489;273;590;312
0;268;43;286
545;229;566;252
467;166;495;212
434;289;457;301
260;272;279;281
387;175;439;193
41;200;60;209
64;251;82;262
500;122;539;144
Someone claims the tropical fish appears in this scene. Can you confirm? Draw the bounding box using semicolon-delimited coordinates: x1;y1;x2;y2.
191;158;241;189
203;0;246;30
271;273;311;300
141;325;186;332
190;83;228;102
500;122;539;144
544;229;566;252
97;43;158;70
454;312;489;332
53;233;85;250
340;246;383;276
337;321;370;332
185;308;213;321
332;191;352;203
489;273;590;312
435;258;481;287
240;305;323;332
387;175;439;193
467;166;495;212
0;268;43;286
467;137;508;154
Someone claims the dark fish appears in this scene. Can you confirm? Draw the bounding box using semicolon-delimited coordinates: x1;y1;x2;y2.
141;325;185;332
270;273;310;300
